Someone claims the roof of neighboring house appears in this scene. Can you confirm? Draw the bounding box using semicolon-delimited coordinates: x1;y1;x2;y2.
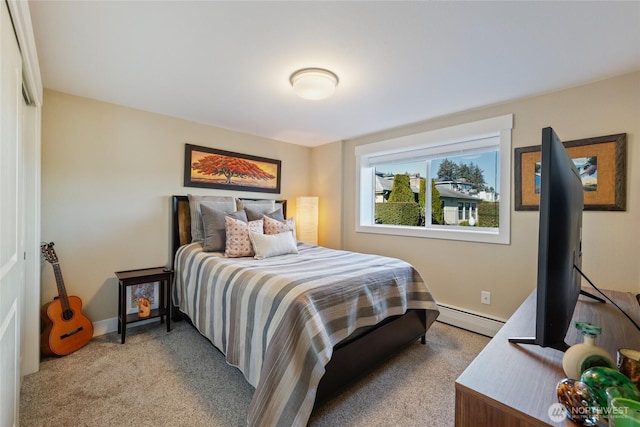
435;186;483;201
376;177;480;200
375;176;419;193
375;176;394;192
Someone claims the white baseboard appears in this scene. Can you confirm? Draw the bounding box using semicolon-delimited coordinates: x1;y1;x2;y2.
436;303;506;337
92;316;161;337
92;306;505;339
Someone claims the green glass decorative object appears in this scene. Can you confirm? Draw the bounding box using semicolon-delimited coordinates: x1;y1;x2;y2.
609;397;640;427
581;366;638;409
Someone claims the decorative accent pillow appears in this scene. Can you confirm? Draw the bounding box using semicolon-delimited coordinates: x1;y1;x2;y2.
224;216;263;257
188;194;236;242
249;231;299;260
263;215;296;240
201;206;247;252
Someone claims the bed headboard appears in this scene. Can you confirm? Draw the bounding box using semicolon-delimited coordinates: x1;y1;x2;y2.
170;195;287;261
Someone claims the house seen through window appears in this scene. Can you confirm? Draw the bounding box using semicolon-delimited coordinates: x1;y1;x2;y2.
356;115;512;244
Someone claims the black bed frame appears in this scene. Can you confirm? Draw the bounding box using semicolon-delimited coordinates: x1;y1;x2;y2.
170;195;429;407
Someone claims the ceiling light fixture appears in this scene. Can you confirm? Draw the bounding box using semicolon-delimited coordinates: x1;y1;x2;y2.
289;68;339;100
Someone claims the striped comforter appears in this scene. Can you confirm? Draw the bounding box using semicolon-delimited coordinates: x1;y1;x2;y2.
173;242;439;426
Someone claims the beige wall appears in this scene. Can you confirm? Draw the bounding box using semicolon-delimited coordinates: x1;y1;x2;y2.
310;140;343;249
41;90;312;323
339;71;640;320
43;71;639;326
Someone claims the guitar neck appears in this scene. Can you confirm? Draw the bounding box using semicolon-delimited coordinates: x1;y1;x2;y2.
51;262;71;311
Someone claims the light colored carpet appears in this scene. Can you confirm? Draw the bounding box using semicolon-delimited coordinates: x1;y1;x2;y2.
20;320;489;427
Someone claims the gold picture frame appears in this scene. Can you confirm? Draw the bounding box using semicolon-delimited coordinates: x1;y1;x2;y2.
184;144;281;193
514;133;626;211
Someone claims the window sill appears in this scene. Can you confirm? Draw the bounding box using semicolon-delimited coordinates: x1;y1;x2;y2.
355;224;509;245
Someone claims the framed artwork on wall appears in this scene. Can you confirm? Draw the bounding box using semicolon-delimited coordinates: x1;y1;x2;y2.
515;133;626;211
184;144;281;194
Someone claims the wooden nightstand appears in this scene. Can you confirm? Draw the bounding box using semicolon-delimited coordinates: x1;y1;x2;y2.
115;267;173;344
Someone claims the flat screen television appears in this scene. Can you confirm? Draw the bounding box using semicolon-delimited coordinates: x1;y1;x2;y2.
509;127;601;352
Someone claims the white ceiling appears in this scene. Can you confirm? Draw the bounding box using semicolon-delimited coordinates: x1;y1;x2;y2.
28;1;640;147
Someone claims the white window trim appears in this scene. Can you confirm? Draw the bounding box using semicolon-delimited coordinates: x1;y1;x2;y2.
355;114;513;245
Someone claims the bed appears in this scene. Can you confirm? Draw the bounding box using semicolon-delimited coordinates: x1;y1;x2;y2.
170;195;439;426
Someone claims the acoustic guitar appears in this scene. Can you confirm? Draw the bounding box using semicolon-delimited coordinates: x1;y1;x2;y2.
40;242;94;356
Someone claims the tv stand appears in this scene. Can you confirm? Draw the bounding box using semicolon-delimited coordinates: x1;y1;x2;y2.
580;289;606;303
507;288;606;351
455;288;640;426
576;264;607;303
507;336;570;352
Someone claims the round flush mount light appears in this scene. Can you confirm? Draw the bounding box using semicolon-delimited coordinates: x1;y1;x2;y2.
289;68;339;100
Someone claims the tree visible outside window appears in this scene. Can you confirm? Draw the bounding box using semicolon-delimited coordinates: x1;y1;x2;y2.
374;152;498;228
356;115;512;244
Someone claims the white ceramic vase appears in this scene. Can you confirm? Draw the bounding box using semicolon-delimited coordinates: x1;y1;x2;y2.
562;322;615;379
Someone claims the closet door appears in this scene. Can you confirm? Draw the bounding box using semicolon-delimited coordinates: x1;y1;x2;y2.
0;0;25;425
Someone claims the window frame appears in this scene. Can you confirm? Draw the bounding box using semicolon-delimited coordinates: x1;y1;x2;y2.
355;114;513;245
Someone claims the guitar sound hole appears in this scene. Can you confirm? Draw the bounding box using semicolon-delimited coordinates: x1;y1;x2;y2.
62;309;74;321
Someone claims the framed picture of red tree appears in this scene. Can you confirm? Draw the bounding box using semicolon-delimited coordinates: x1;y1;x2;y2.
184;144;281;193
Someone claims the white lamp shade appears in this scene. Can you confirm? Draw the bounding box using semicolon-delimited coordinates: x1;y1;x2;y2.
296;196;319;245
290;68;338;100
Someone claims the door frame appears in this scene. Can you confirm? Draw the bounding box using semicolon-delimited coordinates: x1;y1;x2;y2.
7;0;43;376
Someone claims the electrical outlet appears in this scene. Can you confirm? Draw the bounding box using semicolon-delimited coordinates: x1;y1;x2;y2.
481;291;491;305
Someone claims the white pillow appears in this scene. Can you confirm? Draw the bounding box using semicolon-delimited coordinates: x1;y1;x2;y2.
248;231;299;260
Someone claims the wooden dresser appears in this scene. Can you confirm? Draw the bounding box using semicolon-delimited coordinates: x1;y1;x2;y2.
455;288;640;426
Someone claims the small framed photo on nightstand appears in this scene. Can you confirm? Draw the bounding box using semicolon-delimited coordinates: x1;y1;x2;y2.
125;282;160;315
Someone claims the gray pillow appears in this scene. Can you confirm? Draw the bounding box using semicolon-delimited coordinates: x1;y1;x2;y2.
245;205;284;222
188;194;236;242
237;199;275;212
228;209;248;222
201;207;248;252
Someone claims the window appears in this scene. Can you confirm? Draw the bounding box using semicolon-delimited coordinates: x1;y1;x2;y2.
355;115;513;244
